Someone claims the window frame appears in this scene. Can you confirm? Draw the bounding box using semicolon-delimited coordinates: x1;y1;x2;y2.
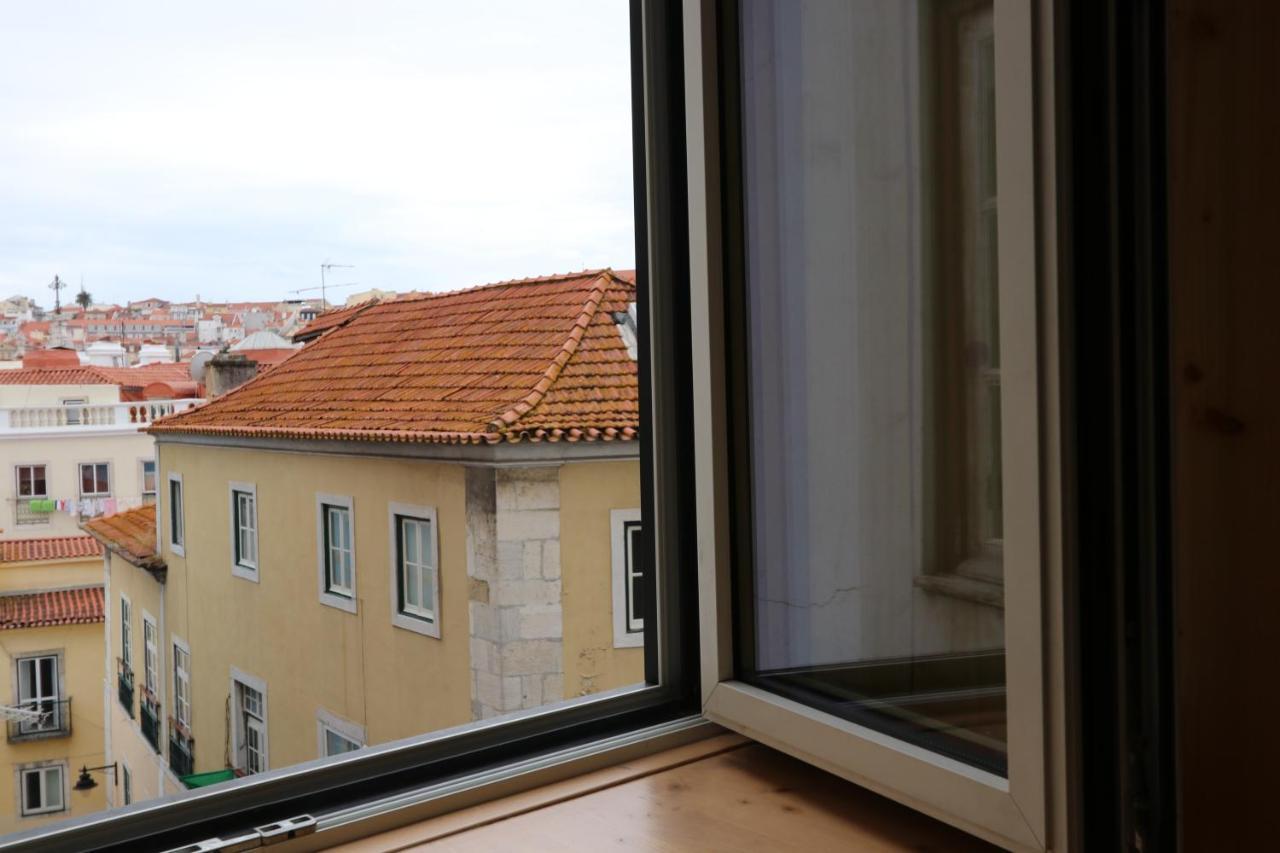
316;493;356;613
172;636;192;731
142;611;159;695
18;763;66;818
687;1;1057;849
229;481;259;582
5;3;704;848
14;462;50;527
78;461;112;498
120;594;133;674
167;472;185;556
140;458;158;505
610;508;644;648
387;502;440;638
316;709;365;758
230;668;269;776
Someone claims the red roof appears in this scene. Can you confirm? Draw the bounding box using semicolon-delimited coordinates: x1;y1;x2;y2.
233;348;298;369
82;505;163;570
151;270;638;445
0;368;111;386
0;586;104;630
0;536;103;564
292;300;379;343
23;348;81;369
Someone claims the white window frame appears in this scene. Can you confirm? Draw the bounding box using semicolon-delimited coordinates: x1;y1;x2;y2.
316;493;356;613
139;458;157;505
120;594;133;673
387;502;440;638
683;2;1060;850
17;762;66;817
13;462;50;528
142;612;158;695
172;635;191;730
610;508;644;649
316;708;365;758
167;472;185;556
78;461;112;498
230;668;268;775
229;481;259;582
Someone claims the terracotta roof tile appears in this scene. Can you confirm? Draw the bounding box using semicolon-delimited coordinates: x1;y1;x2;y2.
82;505;163;570
0;368;112;386
151;270;639;445
0;536;103;564
0;586;104;630
292;300;380;343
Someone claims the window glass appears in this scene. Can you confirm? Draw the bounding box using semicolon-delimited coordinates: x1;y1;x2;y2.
80;462;110;497
324;728;361;756
324;504;353;596
21;767;63;816
234;490;258;569
739;0;1006;773
397;516;434;620
141;460;158;504
169;477;185;548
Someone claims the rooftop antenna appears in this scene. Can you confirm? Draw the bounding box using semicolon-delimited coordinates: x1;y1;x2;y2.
319;262;353;308
49;275;67;315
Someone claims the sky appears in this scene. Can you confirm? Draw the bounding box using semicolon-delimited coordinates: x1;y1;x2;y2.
0;1;635;307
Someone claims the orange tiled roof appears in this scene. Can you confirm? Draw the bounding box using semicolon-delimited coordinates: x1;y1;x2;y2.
82;505;163;570
0;368;112;385
151;270;639;445
292;300;379;343
0;586;104;630
0;536;102;564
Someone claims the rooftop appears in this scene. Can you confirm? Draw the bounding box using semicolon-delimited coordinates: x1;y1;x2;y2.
0;585;104;631
82;504;163;571
0;536;103;564
150;269;639;445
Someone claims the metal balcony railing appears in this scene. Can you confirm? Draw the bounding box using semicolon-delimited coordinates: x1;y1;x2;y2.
140;695;162;753
169;727;194;777
7;698;71;742
117;661;135;717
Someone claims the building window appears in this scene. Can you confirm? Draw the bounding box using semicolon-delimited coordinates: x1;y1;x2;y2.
230;482;258;581
610;508;644;649
79;462;111;497
389;503;439;638
173;641;191;730
19;765;64;817
143;616;158;695
14;464;48;526
168;473;185;555
140;460;157;505
122;764;132;806
317;709;364;758
317;494;356;612
15;655;62;736
232;672;267;775
120;597;132;668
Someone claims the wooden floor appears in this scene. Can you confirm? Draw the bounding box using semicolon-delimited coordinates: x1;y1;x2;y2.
336;735;996;852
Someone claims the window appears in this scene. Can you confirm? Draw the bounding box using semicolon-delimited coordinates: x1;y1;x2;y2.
19;765;64;817
122;765;132;806
14;464;48;526
79;462;111;497
232;671;268;775
140;459;157;505
143;615;158;695
230;482;258;581
611;509;644;648
389;503;439;637
317;710;364;758
168;473;185;555
15;655;61;735
120;597;132;668
173;640;191;730
317;494;355;612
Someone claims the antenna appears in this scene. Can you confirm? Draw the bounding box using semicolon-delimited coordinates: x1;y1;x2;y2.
318;262;354;308
49;275;67;315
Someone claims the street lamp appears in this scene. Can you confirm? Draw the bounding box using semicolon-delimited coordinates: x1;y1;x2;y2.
73;762;117;791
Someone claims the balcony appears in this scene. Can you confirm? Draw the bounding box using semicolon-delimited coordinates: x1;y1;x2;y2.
140;694;162;753
117;660;135;717
7;698;71;742
169;726;194;777
0;399;202;435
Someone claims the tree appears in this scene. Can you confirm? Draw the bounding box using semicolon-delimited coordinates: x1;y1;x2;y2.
75;289;92;309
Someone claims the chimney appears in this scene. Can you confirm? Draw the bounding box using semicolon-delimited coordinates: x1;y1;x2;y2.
205;352;258;397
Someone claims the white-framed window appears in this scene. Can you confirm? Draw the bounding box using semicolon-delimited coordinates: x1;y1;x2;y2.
167;472;185;556
120;595;133;671
14;463;49;527
140;459;157;505
122;764;132;806
79;461;111;498
316;709;365;758
388;503;440;638
142;613;158;694
610;508;644;649
316;494;356;613
18;764;65;817
172;637;191;730
15;653;62;735
229;482;259;581
231;669;268;775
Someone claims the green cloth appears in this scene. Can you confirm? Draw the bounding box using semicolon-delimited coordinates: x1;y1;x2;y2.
28;499;54;513
180;769;237;789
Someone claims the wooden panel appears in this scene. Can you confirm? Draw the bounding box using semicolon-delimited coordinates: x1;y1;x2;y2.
1169;0;1280;849
346;741;995;852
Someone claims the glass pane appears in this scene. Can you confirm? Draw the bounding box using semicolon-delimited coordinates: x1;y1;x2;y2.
43;771;61;810
740;0;1006;773
23;773;40;811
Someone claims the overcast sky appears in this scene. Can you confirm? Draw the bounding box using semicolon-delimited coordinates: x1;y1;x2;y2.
0;1;635;307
